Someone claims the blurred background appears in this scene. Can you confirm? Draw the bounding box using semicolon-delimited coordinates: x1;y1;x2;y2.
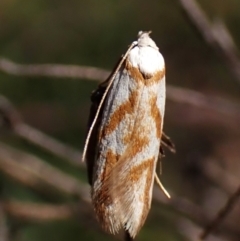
0;0;240;240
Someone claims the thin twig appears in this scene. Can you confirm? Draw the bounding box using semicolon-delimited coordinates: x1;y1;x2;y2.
0;58;109;81
179;0;240;84
3;201;87;222
15;123;83;167
0;142;89;201
0;94;83;167
200;186;240;240
2;200;115;239
167;86;240;119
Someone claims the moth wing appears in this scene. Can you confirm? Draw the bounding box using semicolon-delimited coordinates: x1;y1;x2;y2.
85;58;124;185
157;131;175;169
100;73;163;237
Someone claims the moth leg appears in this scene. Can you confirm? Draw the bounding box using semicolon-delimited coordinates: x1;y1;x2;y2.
156;144;165;176
157;131;175;176
154;132;175;198
161;132;176;153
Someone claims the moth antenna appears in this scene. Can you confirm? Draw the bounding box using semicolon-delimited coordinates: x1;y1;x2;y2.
82;41;138;162
154;172;171;199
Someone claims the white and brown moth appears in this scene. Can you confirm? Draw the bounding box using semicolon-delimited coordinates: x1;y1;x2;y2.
83;31;175;240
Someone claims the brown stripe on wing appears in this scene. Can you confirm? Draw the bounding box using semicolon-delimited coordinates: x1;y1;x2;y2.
138;157;155;233
120;100;150;160
100;149;120;182
99;89;139;139
122;133;149;161
125;60;165;86
129;157;155;187
97;129;149;202
149;95;162;139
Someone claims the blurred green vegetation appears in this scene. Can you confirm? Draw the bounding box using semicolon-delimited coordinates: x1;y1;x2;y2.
0;0;240;240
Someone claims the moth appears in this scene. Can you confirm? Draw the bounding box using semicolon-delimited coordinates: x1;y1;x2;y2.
82;31;175;240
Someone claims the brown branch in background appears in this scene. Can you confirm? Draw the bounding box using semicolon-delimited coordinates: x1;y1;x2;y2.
15;123;83;167
3;201;86;222
166;86;240;120
200;186;240;240
0;95;83;168
0;58;109;81
0;142;89;201
2;200;117;240
179;0;240;84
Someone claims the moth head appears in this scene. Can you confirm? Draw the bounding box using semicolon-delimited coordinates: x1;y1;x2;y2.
137;30;159;50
